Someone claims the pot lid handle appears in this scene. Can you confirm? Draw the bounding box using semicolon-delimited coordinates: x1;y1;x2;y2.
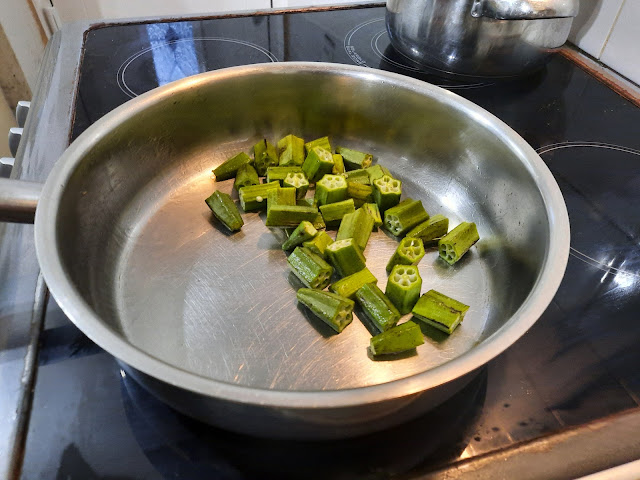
471;0;579;20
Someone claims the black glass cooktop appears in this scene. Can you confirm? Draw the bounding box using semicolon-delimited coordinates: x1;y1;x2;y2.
23;5;640;479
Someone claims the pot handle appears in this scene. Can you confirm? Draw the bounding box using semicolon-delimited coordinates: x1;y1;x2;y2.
0;178;42;224
471;0;579;20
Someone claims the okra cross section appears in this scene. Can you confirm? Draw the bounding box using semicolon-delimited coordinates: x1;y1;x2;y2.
438;222;480;265
383;198;430;237
205;191;244;232
287;247;333;290
355;283;401;332
233;164;260;190
282;221;317;251
386;265;422;315
370;321;424;356
296;288;355;333
303;146;335;183
412;289;470;334
386;237;425;272
283;172;309;199
329;267;377;299
315;174;348;206
406;214;449;243
336;208;374;251
325;238;366;277
373;175;402;212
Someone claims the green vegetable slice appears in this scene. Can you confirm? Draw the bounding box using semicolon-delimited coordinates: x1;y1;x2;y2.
315;174;348;206
385;265;422;315
373;175;402;213
238;181;280;212
347;182;374;207
266;187;296;215
303;231;334;257
329;268;377;299
332;154;345;174
355;283;401;332
302;146;335;183
266;205;319;227
253;139;278;176
362;203;383;229
370;321;424;356
336;146;373;170
383;198;430;237
283;172;309;199
386;237;425;272
282;221;318;251
287;247;333;289
412;289;470;334
277;134;305;166
305;136;332;155
266;166;304;185
319;198;355;228
213;151;252;181
325;238;366;277
438;222;480;265
365;164;391;182
205;191;244;232
233;164;260;190
296;288;354;333
336;208;374;251
406;214;449;243
343;169;371;185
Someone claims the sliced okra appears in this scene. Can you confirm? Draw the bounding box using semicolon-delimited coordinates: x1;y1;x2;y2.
336;146;373;170
311;212;326;230
406;214;449;243
373;175;402;213
238;181;280;212
355;283;401;332
253;139;278;176
332;153;345;174
347;182;374;207
205;191;244;232
329;267;377;299
297;197;316;208
233;164;260;190
266;187;296;215
386;237;425;272
277;134;305;166
412;289;470;334
266;166;304;185
386;265;422;315
365;164;391;182
325;238;366;277
305;136;332;155
213;151;252;181
302;146;335;183
370;321;424;356
287;247;333;290
265;205;319;227
303;231;334;257
343;168;371;185
336;208;374;251
383;198;430;237
283;172;309;199
315;174;348;206
282;221;318;250
296;288;354;333
438;222;479;265
319;198;356;228
362;203;383;229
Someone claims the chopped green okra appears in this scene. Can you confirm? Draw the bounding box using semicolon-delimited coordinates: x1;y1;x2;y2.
287;247;333;289
386;237;425;272
233;164;260;190
370;321;424;356
319;198;356;228
266;166;304;185
297;197;316;208
303;231;334;257
311;213;326;230
266;187;296;215
386;265;422;314
365;164;391;182
438;222;480;265
336;208;374;251
362;203;383;229
296;288;354;333
205;191;244;232
373;175;402;213
332;154;345;174
343;169;371;185
336;146;373;170
406;214;449;243
253;139;278;176
302;146;335;183
383;198;430;237
347;182;374;207
305;136;332;155
277;134;305;166
266;205;319;227
283;172;309;199
325;238;366;277
213;152;252;181
238;181;280;212
315;174;348;206
329;268;377;299
412;290;470;334
282;221;317;250
355;283;401;332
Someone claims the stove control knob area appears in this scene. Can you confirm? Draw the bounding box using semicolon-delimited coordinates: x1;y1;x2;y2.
16;100;31;128
1;157;14;178
9;127;23;157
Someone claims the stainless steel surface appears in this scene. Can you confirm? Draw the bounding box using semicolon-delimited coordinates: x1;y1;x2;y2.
15;101;30;129
6;62;568;438
0;158;14;178
386;0;577;78
0;179;42;224
8;128;23;158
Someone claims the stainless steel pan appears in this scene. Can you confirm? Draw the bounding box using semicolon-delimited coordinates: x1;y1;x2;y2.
0;62;569;439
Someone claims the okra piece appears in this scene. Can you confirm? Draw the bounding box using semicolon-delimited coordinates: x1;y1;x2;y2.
266;166;304;185
311;212;326;230
373;175;402;213
319;198;355;228
205;191;244;232
266;205;319;227
253;139;278;176
370;321;424;356
412;289;470;334
332;154;345;174
365;164;391;182
233;164;260;190
406;214;449;243
287;247;333;289
336;146;373;170
344;169;371;185
386;237;425;272
302;146;335;183
315;174;348;206
297;197;316;207
277;134;305;166
282;221;317;250
362;203;383;229
347;182;374;207
296;288;354;333
329;267;377;299
305;136;332;155
325;238;366;277
303;231;334;257
336;208;374;251
384;198;430;237
386;265;422;315
266;187;296;215
355;283;401;332
238;181;280;212
283;172;309;199
213;151;252;181
438;222;480;265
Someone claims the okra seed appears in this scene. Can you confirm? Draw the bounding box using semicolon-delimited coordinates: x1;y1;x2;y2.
408;274;417;282
256;196;263;202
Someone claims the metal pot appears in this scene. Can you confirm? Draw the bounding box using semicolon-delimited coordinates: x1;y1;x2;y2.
386;0;579;78
0;63;569;439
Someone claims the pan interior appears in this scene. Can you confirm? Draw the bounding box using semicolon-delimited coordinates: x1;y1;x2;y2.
54;67;545;391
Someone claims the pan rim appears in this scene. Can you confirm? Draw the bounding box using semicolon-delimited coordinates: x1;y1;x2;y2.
34;61;570;409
